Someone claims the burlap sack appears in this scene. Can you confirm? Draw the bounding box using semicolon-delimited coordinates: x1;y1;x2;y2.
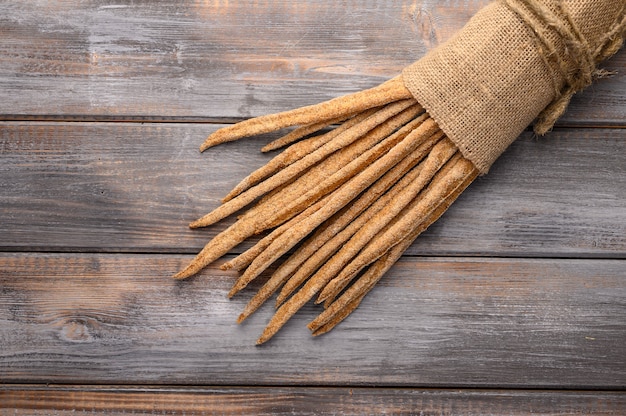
402;0;625;174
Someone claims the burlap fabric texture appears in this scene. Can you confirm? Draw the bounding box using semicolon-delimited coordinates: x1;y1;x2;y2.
402;0;626;174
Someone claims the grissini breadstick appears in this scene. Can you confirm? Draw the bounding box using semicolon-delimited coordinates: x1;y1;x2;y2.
274;134;438;307
223;108;379;202
190;100;416;228
199;76;411;151
309;164;478;335
227;116;438;297
317;154;476;306
236;135;434;323
176;0;625;343
253;135;455;344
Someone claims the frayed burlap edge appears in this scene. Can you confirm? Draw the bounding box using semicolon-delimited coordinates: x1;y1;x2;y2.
402;0;625;174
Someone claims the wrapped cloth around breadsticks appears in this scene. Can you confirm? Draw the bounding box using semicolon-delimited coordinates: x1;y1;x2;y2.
175;0;625;344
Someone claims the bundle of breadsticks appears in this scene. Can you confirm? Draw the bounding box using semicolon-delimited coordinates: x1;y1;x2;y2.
175;0;625;344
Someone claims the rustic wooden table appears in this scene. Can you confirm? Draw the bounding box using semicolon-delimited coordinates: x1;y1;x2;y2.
1;1;625;414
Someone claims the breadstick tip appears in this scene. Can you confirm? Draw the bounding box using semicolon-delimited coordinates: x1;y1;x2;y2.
220;261;234;271
172;268;194;280
199;140;212;152
256;334;270;345
188;219;205;228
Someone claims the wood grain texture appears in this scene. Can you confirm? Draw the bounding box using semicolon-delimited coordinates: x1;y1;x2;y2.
1;0;625;413
1;253;624;387
1;122;624;257
0;0;624;124
2;385;625;415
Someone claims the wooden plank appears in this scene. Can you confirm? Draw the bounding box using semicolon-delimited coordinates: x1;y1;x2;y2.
1;122;624;257
0;1;624;124
2;385;625;415
1;253;624;387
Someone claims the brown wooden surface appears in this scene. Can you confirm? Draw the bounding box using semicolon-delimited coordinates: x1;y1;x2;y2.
0;0;624;124
1;122;624;256
0;0;624;414
1;253;625;387
2;385;626;415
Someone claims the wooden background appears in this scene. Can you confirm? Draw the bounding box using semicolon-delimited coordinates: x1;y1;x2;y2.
1;0;624;414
